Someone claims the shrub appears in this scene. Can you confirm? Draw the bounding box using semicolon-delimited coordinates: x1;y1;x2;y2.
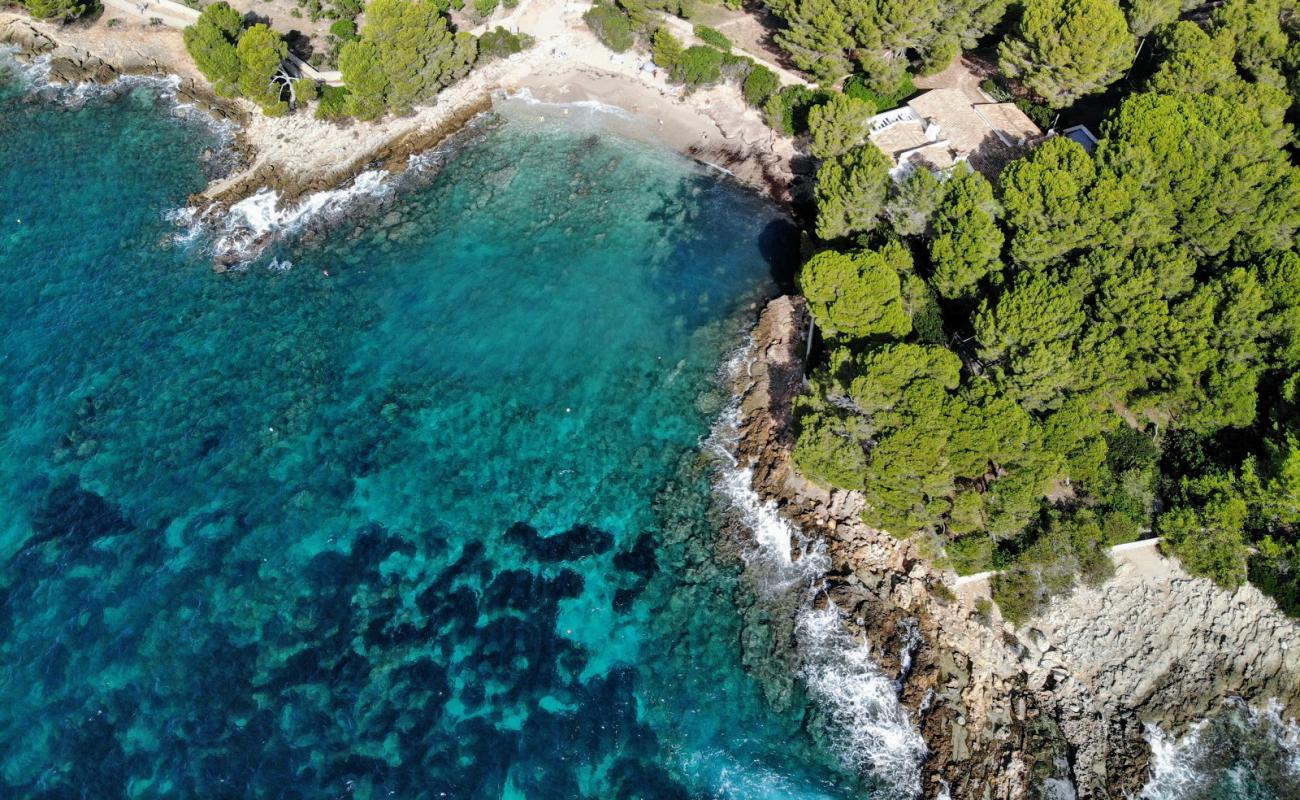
693;24;731;51
946;534;995;574
472;0;497;17
479;26;524;60
651;26;684;70
316;84;352;120
22;0;92;21
742;64;779;107
671;45;723;88
293;77;319;105
719;52;752;82
583;2;634;53
329;19;358;39
764;85;829;136
844;73;915;110
992;568;1045;625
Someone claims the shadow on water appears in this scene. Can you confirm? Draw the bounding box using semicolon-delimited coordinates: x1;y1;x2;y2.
758;217;802;293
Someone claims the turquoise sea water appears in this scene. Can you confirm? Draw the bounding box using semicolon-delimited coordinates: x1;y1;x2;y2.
4;58;1297;800
0;62;883;799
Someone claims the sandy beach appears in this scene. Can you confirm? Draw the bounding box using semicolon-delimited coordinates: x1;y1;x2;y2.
1;0;802;211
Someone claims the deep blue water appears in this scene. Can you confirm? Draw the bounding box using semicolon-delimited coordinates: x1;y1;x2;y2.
0;63;877;799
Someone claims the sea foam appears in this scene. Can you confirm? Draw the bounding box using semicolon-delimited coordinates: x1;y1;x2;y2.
707;336;928;798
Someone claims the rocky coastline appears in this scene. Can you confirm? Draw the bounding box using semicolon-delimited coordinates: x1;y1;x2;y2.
2;8;804;253
732;295;1300;799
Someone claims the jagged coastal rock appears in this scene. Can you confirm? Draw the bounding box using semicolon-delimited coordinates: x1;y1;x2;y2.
734;295;1300;799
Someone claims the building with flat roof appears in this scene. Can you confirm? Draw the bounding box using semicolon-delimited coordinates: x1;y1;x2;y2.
867;88;1043;177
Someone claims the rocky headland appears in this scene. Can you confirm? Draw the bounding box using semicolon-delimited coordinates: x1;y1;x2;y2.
732;294;1300;799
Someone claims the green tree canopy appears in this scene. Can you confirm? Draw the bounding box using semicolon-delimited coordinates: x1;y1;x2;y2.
236;24;290;116
998;0;1135;107
799;242;914;339
1098;92;1300;258
975;273;1087;410
183;2;246;97
340;0;478;118
814;143;892;240
999;136;1133;268
885;167;944;238
928;168;1003;299
772;0;1011;88
1122;0;1179;37
1159;472;1251;588
807;93;875;159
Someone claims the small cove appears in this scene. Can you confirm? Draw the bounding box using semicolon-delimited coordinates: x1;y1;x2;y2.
0;63;905;798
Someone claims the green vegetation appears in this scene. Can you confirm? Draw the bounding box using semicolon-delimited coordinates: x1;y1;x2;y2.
998;0;1134;108
693;25;731;51
789;3;1300;624
584;1;636;52
671;45;724;86
807;93;874;159
338;0;477;119
183;4;292;114
764;85;832;136
843;74;916;111
20;0;94;21
315;84;352;120
766;0;1012;88
742;64;780;107
183;2;246;97
237;24;291;116
479;27;530;60
813;144;892;241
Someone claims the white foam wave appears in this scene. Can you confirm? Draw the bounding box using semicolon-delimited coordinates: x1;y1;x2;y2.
3;51;236;144
1139;719;1215;800
798;605;928;798
175;168;394;265
1140;698;1300;799
500;87;635;119
706;332;926;798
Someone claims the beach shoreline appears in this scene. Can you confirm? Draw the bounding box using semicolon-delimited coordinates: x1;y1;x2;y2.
1;7;802;215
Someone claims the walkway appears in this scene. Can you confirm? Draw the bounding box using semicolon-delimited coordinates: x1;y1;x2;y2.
953;536;1164;596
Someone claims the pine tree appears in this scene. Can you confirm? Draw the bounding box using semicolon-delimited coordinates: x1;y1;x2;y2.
999;0;1135;107
928;168;1003;299
773;0;855;84
799;243;914;339
814;144;892;240
183;2;245;97
236;24;289;116
807;93;875;159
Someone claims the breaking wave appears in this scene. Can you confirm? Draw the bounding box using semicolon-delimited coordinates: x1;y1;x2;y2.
1140;698;1300;800
706;335;928;798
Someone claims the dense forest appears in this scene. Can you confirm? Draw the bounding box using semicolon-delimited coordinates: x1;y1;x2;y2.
775;0;1300;622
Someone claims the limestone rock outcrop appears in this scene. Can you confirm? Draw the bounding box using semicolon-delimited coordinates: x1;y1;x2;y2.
733;295;1300;799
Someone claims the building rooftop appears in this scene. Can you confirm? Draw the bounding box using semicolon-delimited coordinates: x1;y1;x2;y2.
867;88;1043;177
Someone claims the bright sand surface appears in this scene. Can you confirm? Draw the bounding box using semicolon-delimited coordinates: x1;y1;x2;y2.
2;0;802;205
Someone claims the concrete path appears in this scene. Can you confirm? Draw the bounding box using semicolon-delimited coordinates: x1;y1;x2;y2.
953;536;1164;598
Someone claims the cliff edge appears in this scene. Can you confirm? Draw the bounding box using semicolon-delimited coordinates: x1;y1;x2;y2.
734;295;1300;799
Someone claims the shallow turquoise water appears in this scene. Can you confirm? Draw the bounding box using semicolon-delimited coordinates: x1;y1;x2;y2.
0;65;871;798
